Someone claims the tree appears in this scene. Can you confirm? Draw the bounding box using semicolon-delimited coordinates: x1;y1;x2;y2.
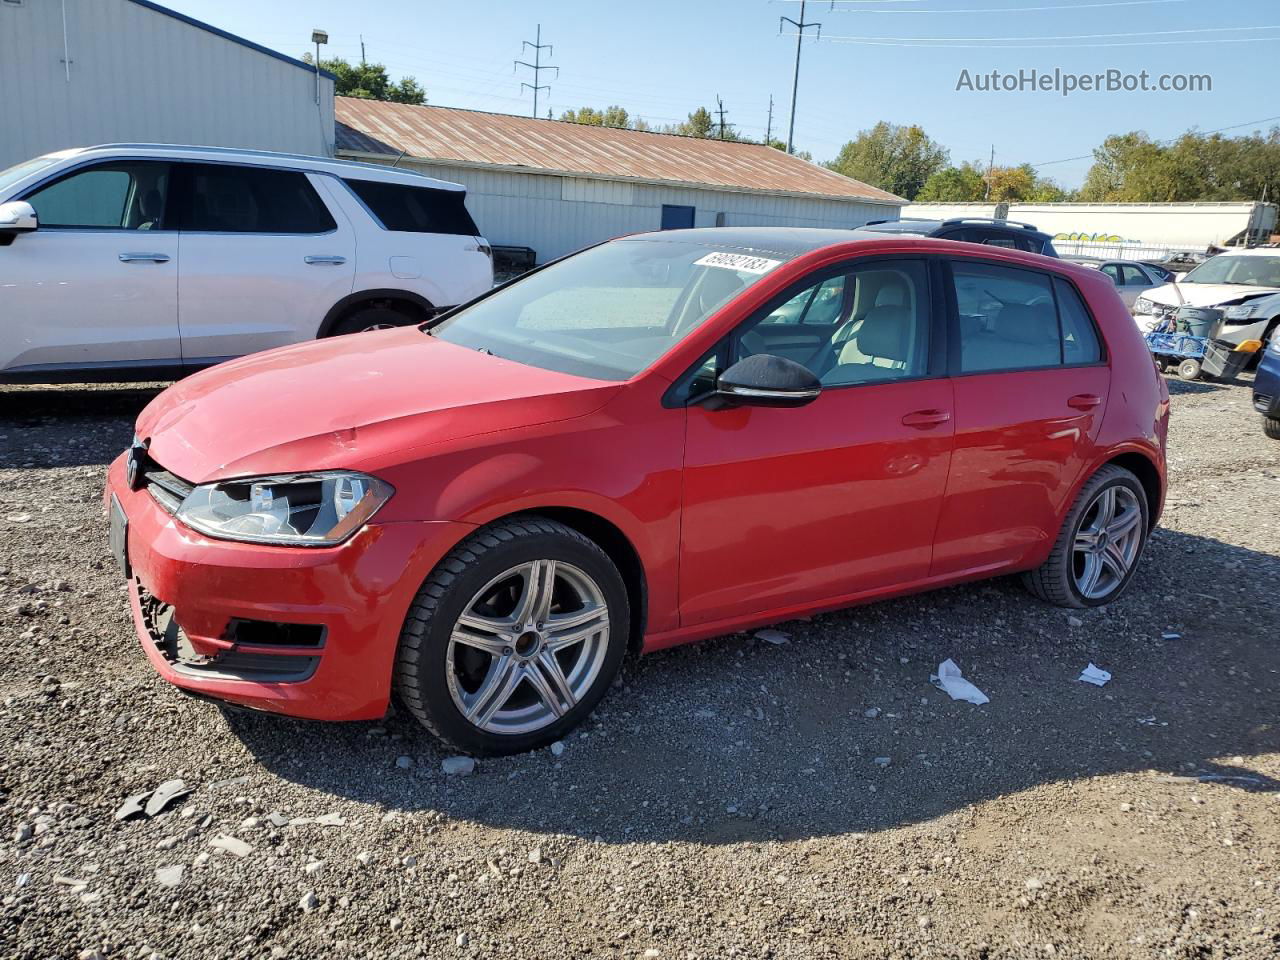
309;56;426;105
559;105;631;128
827;122;948;200
916;162;987;202
674;107;715;139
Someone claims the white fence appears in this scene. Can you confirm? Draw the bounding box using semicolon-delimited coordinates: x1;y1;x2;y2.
1053;239;1191;261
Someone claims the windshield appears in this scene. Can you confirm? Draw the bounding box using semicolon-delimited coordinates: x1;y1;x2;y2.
1181;254;1280;287
0;156;59;197
431;238;790;380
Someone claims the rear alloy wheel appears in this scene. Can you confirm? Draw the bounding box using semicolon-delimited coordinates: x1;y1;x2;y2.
1023;465;1149;608
394;517;628;755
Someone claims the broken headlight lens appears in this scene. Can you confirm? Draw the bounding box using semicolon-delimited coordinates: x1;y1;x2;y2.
1133;298;1156;315
1223;303;1261;321
176;472;393;546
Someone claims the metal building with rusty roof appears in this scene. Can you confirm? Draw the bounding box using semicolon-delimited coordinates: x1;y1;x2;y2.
335;97;904;263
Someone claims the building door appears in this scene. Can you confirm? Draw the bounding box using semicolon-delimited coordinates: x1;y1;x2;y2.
660;204;695;230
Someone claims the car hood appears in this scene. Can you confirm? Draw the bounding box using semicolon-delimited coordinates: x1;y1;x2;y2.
1142;282;1280;309
137;327;621;483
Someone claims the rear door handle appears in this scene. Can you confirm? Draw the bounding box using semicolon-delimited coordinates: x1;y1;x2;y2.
118;252;170;263
1067;394;1102;411
901;409;952;429
304;255;347;265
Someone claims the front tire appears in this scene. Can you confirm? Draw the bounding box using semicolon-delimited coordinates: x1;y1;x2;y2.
394;516;629;756
1264;416;1280;441
1022;465;1149;609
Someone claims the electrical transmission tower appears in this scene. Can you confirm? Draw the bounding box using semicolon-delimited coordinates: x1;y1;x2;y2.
514;24;557;120
779;0;821;155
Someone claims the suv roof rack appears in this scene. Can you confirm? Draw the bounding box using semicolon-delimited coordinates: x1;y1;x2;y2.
941;217;1042;232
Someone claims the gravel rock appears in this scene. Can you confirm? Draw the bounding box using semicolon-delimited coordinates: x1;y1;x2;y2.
441;756;476;776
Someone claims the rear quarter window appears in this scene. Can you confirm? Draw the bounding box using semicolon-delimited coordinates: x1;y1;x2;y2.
344;179;479;236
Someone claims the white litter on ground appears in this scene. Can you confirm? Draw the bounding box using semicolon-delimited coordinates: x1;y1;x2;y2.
930;659;989;705
1079;663;1112;686
754;629;790;645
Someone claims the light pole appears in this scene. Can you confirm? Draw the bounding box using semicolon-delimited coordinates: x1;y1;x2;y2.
311;28;328;105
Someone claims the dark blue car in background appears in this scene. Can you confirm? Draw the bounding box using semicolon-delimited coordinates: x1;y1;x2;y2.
1254;336;1280;440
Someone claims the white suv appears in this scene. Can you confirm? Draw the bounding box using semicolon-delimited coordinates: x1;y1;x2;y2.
0;144;493;383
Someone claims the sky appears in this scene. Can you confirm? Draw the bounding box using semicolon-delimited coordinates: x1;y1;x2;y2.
162;0;1280;189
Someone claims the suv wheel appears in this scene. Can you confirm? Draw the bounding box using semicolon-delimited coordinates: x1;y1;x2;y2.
1264;416;1280;441
1023;465;1149;609
394;516;629;755
329;304;419;336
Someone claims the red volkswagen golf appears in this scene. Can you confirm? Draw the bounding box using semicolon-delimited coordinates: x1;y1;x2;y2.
106;229;1169;754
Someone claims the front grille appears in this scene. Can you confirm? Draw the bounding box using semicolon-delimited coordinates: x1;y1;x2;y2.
145;467;194;514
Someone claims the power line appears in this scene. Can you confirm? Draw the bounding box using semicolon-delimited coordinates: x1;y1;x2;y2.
780;0;822;155
818;0;1189;12
799;23;1280;50
514;24;557;119
1030;114;1280;170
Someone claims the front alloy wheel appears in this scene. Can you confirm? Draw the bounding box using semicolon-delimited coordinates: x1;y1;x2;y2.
395;517;629;755
446;560;611;734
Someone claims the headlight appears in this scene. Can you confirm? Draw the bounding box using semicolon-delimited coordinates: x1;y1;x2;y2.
1133;298;1155;315
176;471;393;546
1223;303;1259;321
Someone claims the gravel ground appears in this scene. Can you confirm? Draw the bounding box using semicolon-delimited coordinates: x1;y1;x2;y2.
1;373;1277;960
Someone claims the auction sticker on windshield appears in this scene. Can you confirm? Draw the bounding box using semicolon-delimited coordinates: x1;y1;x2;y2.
694;251;782;275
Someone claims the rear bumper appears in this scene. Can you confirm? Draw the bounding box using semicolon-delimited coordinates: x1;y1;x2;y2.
106;454;472;721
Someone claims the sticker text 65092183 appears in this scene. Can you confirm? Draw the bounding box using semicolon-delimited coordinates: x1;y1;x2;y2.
693;251;782;275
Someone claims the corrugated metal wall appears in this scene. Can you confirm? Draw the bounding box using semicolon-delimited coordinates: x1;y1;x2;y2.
0;0;334;168
363;159;895;262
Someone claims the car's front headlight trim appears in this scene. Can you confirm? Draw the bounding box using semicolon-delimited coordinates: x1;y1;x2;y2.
1223;303;1260;321
175;471;394;547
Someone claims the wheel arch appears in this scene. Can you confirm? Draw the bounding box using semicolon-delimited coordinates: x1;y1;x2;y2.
1100;449;1163;529
465;506;649;656
317;289;437;338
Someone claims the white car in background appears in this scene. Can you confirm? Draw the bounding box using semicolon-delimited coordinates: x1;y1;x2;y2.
0;144;493;383
1131;248;1280;349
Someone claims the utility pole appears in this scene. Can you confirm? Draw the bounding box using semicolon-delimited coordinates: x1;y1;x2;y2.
515;24;557;120
359;35;366;66
765;95;774;145
780;0;821;155
984;144;995;200
715;95;728;140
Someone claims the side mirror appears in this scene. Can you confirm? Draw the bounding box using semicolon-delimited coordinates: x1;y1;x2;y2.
0;200;38;238
711;354;821;409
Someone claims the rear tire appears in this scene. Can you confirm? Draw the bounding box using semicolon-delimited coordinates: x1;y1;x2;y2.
1264;416;1280;441
1022;464;1149;609
394;516;629;756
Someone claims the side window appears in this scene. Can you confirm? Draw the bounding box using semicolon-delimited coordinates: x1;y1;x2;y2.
176;164;336;234
344;179;479;236
952;261;1060;373
1054;278;1103;364
23;161;170;230
735;260;930;387
1100;264;1122;285
1119;265;1148;286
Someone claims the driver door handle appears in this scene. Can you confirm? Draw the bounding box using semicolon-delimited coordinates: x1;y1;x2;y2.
304;255;347;265
1067;394;1102;411
901;409;952;429
118;252;170;263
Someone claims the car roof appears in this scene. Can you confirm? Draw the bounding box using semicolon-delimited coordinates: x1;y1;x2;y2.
854;217;1052;241
1206;247;1280;258
618;227;1091;274
45;144;466;192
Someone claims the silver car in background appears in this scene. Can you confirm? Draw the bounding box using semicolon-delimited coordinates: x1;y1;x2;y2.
1065;258;1165;309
